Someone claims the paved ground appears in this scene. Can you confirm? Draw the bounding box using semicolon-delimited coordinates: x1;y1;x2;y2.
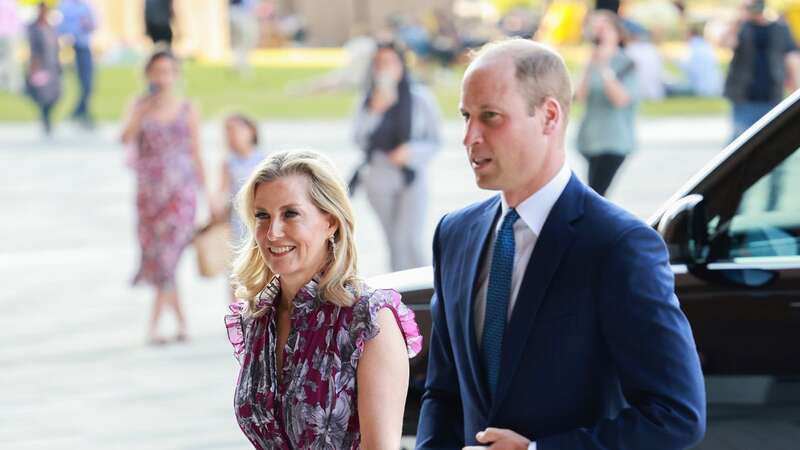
4;115;797;449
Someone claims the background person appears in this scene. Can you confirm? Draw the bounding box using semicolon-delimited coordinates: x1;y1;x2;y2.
350;42;442;271
665;22;723;98
623;21;666;101
575;10;639;197
57;0;97;128
215;113;265;302
723;0;800;140
144;0;174;47
25;2;61;136
0;0;23;93
121;50;210;345
217;113;264;244
228;0;260;75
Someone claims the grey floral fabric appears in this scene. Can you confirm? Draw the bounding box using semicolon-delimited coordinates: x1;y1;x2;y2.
225;279;422;449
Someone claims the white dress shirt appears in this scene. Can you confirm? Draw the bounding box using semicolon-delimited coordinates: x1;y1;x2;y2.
472;163;571;450
474;162;571;343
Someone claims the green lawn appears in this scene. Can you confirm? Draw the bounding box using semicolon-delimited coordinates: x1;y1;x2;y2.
0;62;729;122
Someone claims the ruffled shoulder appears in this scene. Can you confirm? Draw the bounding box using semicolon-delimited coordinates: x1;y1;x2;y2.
352;288;422;359
224;301;248;364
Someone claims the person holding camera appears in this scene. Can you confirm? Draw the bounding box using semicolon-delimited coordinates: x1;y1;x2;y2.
574;10;638;197
350;41;441;271
121;50;211;345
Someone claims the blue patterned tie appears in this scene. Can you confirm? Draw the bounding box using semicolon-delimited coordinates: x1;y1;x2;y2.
481;208;519;395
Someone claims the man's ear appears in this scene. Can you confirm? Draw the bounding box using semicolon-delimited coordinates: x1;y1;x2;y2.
541;97;563;135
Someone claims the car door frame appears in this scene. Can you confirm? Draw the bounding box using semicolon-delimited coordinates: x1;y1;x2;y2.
651;89;800;375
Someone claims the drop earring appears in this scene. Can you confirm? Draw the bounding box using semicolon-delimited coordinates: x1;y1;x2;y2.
328;235;336;254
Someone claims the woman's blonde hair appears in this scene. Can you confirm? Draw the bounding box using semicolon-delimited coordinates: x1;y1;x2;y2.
232;149;362;315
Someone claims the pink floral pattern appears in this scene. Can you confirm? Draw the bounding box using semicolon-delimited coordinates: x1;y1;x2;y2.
225;279;422;449
130;102;198;288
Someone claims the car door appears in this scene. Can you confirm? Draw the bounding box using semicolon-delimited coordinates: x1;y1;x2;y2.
663;94;800;375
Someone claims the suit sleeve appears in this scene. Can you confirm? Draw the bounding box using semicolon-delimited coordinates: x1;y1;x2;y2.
537;225;706;450
415;216;465;450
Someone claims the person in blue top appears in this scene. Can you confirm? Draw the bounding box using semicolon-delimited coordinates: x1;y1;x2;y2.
216;113;265;244
213;113;265;301
665;22;723;98
57;0;96;128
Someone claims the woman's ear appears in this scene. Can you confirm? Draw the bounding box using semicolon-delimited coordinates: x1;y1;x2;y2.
326;215;338;239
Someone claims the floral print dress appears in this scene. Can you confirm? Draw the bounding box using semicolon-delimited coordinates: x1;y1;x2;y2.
225;279;422;449
131;102;198;288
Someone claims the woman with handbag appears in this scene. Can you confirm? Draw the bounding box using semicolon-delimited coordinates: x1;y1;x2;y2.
225;149;421;449
25;2;61;136
121;50;211;345
574;10;639;197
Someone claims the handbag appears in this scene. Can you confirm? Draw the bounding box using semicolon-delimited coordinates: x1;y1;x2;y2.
193;220;232;278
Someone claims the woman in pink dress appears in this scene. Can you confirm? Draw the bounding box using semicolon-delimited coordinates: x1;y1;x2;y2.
225;150;422;449
121;50;209;345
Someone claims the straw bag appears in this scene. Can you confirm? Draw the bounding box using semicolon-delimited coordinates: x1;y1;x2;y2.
193;220;232;278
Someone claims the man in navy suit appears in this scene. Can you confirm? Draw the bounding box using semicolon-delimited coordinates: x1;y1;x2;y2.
416;39;705;450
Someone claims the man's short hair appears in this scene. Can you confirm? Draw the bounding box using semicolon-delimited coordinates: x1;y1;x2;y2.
470;38;573;118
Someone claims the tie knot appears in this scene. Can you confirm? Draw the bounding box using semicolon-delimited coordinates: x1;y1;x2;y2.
501;208;519;230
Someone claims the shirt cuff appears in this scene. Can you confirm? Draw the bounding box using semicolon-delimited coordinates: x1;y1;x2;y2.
528;442;536;450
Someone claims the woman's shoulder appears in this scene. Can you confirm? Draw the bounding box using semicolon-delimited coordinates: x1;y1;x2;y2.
347;285;422;358
351;285;399;312
224;301;249;364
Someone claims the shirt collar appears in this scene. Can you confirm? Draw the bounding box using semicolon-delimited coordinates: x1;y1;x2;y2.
500;162;571;236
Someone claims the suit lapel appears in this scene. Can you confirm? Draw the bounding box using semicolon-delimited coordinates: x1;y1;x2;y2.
490;174;586;415
463;196;501;410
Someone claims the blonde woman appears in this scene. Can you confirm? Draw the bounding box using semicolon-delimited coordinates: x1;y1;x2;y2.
224;150;422;449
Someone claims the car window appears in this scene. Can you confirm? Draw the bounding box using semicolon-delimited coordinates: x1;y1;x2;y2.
707;146;800;263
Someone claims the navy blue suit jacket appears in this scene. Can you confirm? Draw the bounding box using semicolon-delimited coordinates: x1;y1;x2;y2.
416;174;706;450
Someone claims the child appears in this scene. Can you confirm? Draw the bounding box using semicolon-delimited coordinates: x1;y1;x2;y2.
215;114;265;300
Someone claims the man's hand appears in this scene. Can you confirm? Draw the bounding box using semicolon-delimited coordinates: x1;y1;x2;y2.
462;427;531;450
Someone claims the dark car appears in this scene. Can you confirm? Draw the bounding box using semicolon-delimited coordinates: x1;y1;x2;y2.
369;89;800;441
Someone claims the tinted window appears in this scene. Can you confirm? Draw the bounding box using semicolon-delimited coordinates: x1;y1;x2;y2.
706;144;800;263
